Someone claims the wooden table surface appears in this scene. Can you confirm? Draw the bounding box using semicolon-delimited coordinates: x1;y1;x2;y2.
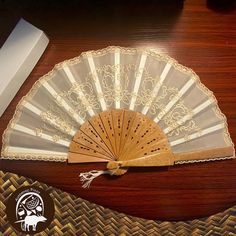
1;0;236;221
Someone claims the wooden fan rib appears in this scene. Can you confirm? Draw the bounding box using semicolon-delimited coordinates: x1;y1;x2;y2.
68;152;109;163
124;138;170;160
99;110;117;157
69;141;111;160
121;128;167;159
119;110;137;155
79;120;115;158
111;109;124;157
89;115;116;158
128;126;164;153
120;117;160;157
72;130;113;158
120;112;152;158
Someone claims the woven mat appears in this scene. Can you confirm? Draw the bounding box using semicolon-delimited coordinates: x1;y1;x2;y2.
1;171;236;236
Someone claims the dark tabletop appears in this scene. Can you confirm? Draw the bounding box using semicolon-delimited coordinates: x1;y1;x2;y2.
0;0;236;220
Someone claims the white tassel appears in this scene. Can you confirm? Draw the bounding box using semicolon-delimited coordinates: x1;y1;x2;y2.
79;170;111;188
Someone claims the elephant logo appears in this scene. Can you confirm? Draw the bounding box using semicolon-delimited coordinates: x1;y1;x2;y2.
6;186;54;234
15;191;47;231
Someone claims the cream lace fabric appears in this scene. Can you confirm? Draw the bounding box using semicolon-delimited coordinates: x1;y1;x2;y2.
1;46;234;162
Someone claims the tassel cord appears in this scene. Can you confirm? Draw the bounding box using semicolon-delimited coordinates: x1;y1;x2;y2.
79;168;118;188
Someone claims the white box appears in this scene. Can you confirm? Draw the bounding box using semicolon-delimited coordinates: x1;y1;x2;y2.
0;18;49;117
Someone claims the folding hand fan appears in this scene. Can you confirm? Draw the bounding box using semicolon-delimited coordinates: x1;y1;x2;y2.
1;46;235;188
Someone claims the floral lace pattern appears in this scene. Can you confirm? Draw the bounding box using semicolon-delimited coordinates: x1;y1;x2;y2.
56;63;199;138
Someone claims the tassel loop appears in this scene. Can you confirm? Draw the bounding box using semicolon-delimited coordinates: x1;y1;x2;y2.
79;170;111;188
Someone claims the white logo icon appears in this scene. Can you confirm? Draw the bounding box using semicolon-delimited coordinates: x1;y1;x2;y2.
15;191;47;231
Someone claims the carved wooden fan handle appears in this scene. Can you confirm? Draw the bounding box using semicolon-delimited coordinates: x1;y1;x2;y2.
107;151;175;170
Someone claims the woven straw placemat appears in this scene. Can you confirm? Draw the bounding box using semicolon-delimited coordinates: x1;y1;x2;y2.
1;171;236;236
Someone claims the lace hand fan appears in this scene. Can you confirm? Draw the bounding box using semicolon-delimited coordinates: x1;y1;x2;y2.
2;46;234;187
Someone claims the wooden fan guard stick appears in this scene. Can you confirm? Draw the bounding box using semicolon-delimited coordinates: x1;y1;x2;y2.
107;146;234;169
